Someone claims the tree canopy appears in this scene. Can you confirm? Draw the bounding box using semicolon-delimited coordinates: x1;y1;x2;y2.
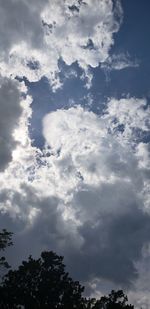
0;251;85;309
90;290;134;309
0;229;13;269
0;239;135;309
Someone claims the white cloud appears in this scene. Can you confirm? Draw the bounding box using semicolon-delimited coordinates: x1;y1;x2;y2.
103;97;150;147
0;0;149;306
0;96;149;283
101;53;139;71
41;100;150;288
0;96;148;226
43;99;149;193
0;0;123;88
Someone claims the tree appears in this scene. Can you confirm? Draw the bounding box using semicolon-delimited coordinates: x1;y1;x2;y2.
0;247;135;309
0;229;13;269
90;290;134;309
0;251;86;309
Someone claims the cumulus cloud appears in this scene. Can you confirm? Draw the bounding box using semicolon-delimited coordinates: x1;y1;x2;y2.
71;195;150;285
0;77;24;171
0;97;149;291
43;100;149;191
103;98;150;147
0;0;47;53
0;0;149;307
0;0;123;88
41;101;150;287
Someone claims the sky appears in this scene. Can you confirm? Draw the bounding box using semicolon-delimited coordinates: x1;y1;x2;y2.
0;0;150;308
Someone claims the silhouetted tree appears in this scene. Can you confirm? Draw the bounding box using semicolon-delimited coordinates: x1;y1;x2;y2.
0;251;86;309
90;290;134;309
0;229;13;269
0;245;135;309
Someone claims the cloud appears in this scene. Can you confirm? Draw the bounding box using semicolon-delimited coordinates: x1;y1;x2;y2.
0;0;47;53
128;248;150;309
0;0;149;306
0;77;23;171
41;102;150;286
42;100;149;194
0;79;149;303
103;97;150;147
101;53;139;71
0;0;123;88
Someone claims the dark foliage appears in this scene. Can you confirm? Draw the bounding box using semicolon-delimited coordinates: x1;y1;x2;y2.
0;251;85;309
0;236;135;309
0;229;13;269
89;290;134;309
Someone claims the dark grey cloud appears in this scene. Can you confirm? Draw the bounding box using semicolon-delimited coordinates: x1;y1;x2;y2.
1;180;150;292
74;204;150;286
0;184;78;268
0;78;22;171
0;102;149;294
0;0;48;53
63;183;150;287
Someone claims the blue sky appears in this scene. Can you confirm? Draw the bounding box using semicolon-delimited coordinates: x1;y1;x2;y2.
27;0;150;148
0;1;149;308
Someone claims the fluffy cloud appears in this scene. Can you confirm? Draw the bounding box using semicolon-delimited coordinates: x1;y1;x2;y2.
103;98;150;146
0;0;47;52
41;101;150;287
71;195;150;285
128;248;150;309
0;0;123;88
0;1;149;307
43;100;149;195
0;77;23;171
0;97;149;294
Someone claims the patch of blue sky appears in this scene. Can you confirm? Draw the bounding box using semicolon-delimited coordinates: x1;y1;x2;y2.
26;61;89;148
26;0;150;149
109;0;150;98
